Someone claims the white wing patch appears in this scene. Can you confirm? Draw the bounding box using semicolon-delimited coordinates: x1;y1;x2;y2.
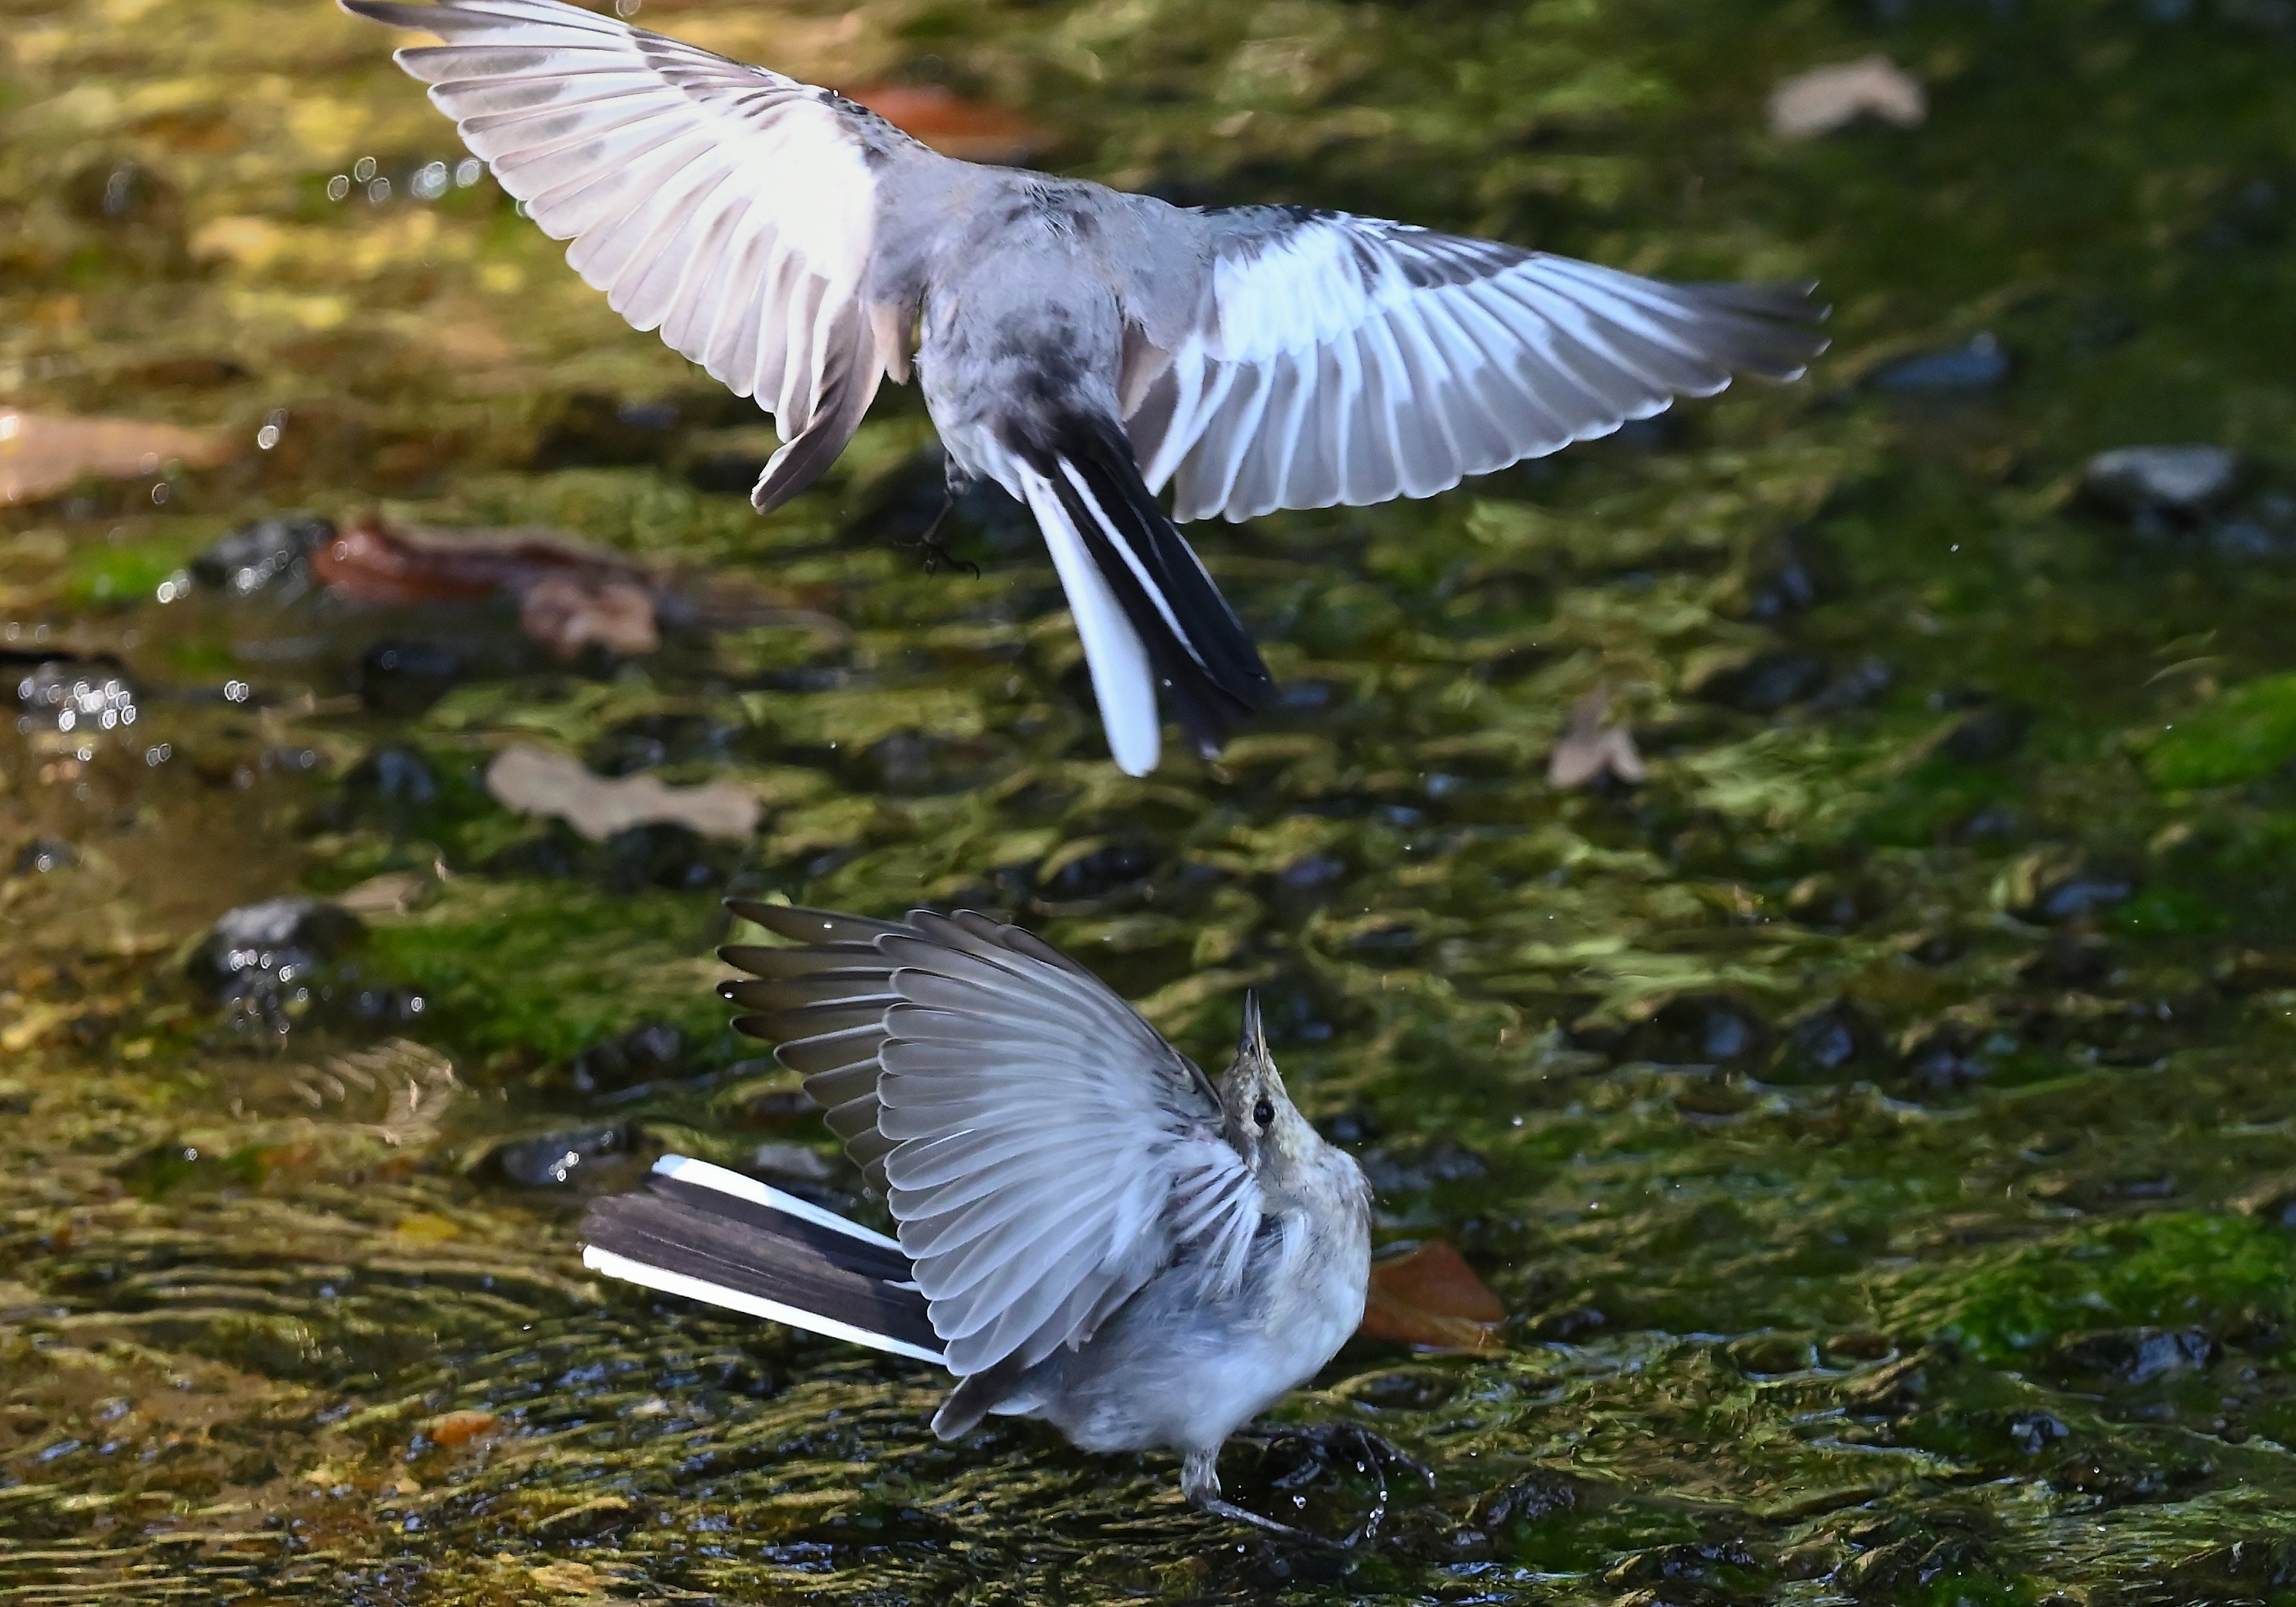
1130;210;1827;523
347;0;944;511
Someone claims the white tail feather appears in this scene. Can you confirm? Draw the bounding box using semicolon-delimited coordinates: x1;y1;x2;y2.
582;1244;949;1365
1017;465;1161;775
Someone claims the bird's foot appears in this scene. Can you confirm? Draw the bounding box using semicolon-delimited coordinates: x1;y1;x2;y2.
909;494;980;579
1180;1448;1342;1548
1247;1423;1434;1546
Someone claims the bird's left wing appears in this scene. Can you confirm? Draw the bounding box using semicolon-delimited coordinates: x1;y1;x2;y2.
1122;205;1827;523
343;0;957;512
719;903;1265;1376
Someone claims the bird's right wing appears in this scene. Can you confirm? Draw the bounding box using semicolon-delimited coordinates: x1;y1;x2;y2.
1123;205;1828;523
342;0;956;512
719;903;1265;1376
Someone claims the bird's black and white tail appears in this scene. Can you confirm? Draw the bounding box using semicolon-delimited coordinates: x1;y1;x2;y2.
580;1156;947;1365
1013;416;1272;775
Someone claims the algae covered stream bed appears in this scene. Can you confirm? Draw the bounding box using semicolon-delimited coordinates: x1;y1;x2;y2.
8;0;2296;1600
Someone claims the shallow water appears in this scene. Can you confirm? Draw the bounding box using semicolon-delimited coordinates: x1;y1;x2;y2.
7;0;2296;1600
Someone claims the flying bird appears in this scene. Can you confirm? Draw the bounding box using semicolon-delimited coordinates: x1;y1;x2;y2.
344;0;1826;774
580;902;1377;1537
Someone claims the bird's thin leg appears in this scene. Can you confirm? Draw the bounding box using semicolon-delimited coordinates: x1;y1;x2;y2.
1243;1422;1433;1547
1180;1448;1336;1547
910;493;980;579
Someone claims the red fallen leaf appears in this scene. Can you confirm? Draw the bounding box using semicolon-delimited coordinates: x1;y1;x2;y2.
1358;1239;1507;1354
840;83;1050;163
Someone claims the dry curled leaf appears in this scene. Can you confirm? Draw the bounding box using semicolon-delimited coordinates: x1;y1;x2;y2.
841;83;1050;162
486;743;761;843
1547;685;1647;789
1767;56;1925;139
1358;1239;1507;1353
426;1409;497;1446
0;407;234;505
518;573;660;659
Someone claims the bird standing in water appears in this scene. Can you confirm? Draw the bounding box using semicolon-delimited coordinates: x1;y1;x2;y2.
346;0;1824;774
579;903;1380;1538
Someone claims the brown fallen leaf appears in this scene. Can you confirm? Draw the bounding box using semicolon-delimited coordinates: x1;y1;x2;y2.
425;1408;497;1446
1547;685;1647;789
1359;1239;1507;1353
1767;56;1925;139
841;83;1051;163
0;407;234;505
486;743;761;843
518;572;660;659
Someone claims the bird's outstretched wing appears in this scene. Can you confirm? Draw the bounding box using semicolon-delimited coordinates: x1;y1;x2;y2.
719;902;1265;1376
342;0;952;512
1123;205;1828;523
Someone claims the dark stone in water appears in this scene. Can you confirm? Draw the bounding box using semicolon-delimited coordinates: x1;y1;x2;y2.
2054;1325;2217;1385
1898;1021;1987;1092
561;1021;688;1096
2024;868;2135;924
532;392;688;471
1641;993;1773;1064
1943;703;2033;764
2082;444;2239;521
1870;331;2009;393
341;744;441;826
1040;839;1159;900
191;512;334;595
188;897;364;997
2020;931;2112;989
488;1123;626;1187
1469;1469;1578;1527
13;838;76;875
1697;652;1831;714
1528;1305;1608;1342
602;821;730;893
1744;531;1833;620
355;640;466;716
1780;999;1876;1073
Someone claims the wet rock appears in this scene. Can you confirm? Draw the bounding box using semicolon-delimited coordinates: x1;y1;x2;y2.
1837;1534;1996;1599
1727;1333;1817;1376
1870;332;2009;393
13;838;76;875
2154;1541;2296;1599
1808;656;1894;712
732;1085;818;1126
560;1021;688;1097
191;512;334;595
2053;1326;2217;1385
750;1141;838;1183
2019;931;2112;989
601;821;733;893
1778;999;1877;1074
487;1124;627;1187
13;657;138;738
1638;994;1773;1064
1742;531;1837;620
1897;1021;1988;1092
2004;1409;2071;1456
1360;1139;1488;1194
1468;1469;1578;1527
2082;444;2240;524
1320;1107;1381;1145
1037;839;1158;901
2024;868;2134;925
1277;853;1349;890
1603;1539;1761;1593
188;898;365;1030
340;744;442;830
355;640;466;717
1785;872;1883;931
2236;1178;2296;1230
1942;703;2033;763
532;393;688;471
1528;1305;1608;1342
1696;652;1831;714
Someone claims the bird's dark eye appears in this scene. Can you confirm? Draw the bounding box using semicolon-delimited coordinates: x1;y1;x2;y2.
1253;1097;1274;1129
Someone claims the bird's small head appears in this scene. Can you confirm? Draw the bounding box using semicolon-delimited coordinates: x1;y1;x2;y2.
1217;992;1320;1180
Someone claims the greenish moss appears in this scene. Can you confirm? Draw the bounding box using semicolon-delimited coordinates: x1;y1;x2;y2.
2144;675;2296;790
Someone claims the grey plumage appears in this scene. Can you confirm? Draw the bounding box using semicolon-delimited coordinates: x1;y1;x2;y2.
344;0;1826;774
580;902;1372;1536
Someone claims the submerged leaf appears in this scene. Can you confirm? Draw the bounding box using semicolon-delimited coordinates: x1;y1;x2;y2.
1767;56;1925;139
1360;1239;1507;1352
1547;685;1647;789
0;408;233;505
486;743;761;843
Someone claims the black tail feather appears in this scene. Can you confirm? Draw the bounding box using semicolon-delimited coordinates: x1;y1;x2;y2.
581;1174;939;1356
1024;415;1273;758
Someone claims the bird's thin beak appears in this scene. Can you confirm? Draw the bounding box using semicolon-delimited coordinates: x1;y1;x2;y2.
1238;991;1268;1062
